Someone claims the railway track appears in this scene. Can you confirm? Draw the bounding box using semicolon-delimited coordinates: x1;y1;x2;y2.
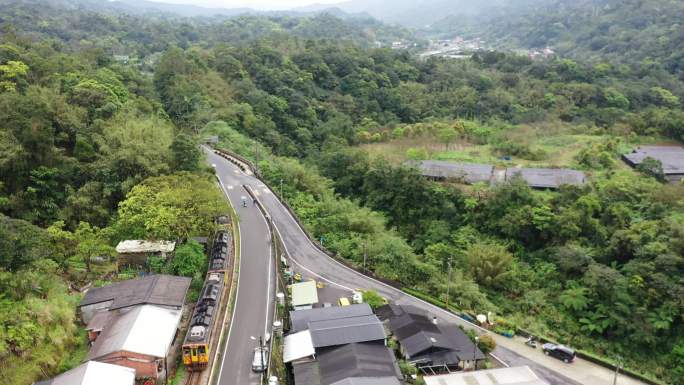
184;371;200;385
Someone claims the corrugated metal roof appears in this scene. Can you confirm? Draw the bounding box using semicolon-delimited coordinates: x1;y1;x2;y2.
623;146;684;174
309;315;386;348
290;280;319;307
410;160;495;184
32;361;135;385
80;275;191;310
329;377;402;385
318;343;402;385
505;168;585;188
87;305;182;360
383;305;484;364
86;311;112;332
115;240;175;254
293;361;322;385
290;304;373;332
283;330;315;363
423;366;549;385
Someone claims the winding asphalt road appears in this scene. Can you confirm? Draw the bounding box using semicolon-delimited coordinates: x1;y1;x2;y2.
206;147;645;385
211;149;275;385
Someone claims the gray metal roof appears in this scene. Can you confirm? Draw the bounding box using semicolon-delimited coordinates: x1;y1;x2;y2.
622;145;684;174
309;315;386;348
293;361;322;385
330;377;402;385
423;366;549;385
505;168;586;188
318;343;402;385
87;305;182;360
382;305;484;364
290;303;374;332
80;275;191;310
409;160;494;184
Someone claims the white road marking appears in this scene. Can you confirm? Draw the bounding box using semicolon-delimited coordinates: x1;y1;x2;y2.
216;178;243;385
227;185;234;190
262;189;271;194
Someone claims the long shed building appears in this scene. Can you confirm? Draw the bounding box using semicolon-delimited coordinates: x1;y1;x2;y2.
409;160;495;184
505;168;586;189
622;145;684;183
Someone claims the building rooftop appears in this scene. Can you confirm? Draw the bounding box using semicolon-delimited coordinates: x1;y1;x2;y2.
284;330;316;363
293;361;323;385
318;343;402;385
330;377;402;385
309;315;386;348
622;145;684;174
378;304;484;365
87;305;182;360
85;311;112;333
505;168;586;188
290;280;319;307
80;274;191;310
33;361;135;385
423;366;549;385
410;160;495;184
115;240;176;254
290;303;374;332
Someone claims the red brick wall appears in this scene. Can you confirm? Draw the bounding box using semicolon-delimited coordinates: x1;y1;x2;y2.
94;350;162;380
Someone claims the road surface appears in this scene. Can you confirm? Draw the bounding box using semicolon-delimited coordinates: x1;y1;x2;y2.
212;151;275;385
207;147;645;385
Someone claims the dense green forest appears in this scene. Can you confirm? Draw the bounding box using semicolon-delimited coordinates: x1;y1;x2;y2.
1;0;684;384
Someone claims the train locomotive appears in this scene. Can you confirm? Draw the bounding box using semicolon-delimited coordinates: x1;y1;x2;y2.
182;228;231;371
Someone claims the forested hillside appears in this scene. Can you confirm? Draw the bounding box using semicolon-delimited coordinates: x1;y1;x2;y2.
428;0;684;77
1;1;684;384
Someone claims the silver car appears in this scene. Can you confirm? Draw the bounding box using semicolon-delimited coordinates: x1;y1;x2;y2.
251;346;269;372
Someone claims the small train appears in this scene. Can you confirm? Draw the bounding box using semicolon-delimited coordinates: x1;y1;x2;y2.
182;223;232;371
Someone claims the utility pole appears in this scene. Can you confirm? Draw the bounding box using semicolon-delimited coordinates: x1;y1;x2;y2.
260;336;265;373
254;142;259;176
363;241;368;273
472;336;479;371
280;178;284;200
445;257;452;310
613;356;622;385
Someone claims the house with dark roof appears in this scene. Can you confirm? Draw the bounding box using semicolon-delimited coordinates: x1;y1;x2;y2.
292;343;402;385
285;305;402;385
505;168;586;189
79;274;191;323
622;145;684;183
377;304;484;374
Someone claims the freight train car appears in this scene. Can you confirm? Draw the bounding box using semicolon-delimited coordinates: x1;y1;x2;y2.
182;228;232;371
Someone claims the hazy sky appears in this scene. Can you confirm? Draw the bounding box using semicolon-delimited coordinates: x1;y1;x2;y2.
146;0;345;10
